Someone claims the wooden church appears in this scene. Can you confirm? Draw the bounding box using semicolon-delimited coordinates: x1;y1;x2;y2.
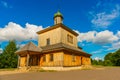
16;11;91;70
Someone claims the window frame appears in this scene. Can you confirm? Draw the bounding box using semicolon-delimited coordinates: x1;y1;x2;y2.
49;54;54;62
46;38;50;45
67;34;73;44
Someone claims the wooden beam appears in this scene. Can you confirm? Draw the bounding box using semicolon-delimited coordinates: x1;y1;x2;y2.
17;55;20;68
26;53;30;67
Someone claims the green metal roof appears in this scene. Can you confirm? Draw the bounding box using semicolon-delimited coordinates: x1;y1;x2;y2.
54;11;63;18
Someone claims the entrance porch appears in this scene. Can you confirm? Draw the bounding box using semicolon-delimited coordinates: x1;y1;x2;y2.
15;42;42;68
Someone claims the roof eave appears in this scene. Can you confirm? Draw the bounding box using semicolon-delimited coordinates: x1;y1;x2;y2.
36;23;79;36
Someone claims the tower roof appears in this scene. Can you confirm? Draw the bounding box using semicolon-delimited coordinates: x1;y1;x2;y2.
54;11;63;19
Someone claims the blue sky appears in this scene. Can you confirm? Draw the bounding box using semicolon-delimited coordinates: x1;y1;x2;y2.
0;0;120;60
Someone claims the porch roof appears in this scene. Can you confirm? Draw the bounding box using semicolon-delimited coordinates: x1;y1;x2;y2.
16;42;42;54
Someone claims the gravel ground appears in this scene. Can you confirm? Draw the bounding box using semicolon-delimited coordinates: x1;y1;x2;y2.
0;67;120;80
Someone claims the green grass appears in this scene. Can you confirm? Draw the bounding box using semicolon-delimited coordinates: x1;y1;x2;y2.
92;65;120;68
38;69;56;72
0;68;16;71
92;65;105;67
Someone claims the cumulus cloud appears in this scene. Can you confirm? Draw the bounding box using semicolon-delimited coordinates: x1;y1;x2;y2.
90;4;120;29
76;30;96;42
107;41;120;51
116;31;120;37
106;31;120;50
0;22;43;41
93;30;118;44
94;57;102;61
76;30;119;44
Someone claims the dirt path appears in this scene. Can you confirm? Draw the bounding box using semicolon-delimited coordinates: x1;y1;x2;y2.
0;67;120;80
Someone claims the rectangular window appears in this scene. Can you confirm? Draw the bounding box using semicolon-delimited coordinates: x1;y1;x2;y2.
72;54;76;62
43;55;46;62
46;38;50;45
50;54;54;61
67;34;73;44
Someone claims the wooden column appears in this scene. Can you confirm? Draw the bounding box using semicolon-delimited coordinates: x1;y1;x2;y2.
17;55;20;68
26;53;30;67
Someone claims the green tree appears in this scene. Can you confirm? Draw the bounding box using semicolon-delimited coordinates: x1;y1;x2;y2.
104;49;120;66
113;49;120;66
0;40;18;68
91;59;104;65
103;60;113;66
104;52;114;66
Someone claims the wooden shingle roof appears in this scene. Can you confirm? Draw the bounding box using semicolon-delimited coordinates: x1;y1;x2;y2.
41;43;91;56
16;42;91;56
16;42;42;54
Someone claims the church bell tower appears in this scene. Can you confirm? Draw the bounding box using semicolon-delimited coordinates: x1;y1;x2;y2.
54;11;63;25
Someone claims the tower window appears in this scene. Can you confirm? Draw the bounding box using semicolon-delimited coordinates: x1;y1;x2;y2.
67;34;73;44
46;38;50;45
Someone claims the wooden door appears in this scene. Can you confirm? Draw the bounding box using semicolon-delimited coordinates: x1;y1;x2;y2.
20;56;26;67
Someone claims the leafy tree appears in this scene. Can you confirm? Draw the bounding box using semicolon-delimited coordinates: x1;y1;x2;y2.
104;53;114;66
103;60;113;66
91;59;104;65
0;40;18;68
113;49;120;66
104;49;120;66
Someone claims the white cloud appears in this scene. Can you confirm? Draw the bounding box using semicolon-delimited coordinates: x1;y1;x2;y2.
116;31;120;38
106;31;120;50
17;44;26;48
76;30;96;42
94;57;102;61
91;4;120;28
76;30;119;44
91;49;103;54
93;30;118;44
107;41;120;51
0;1;12;8
0;22;43;41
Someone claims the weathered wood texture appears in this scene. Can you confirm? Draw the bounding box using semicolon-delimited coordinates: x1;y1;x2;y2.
40;52;63;67
38;27;77;47
63;53;81;66
38;27;61;47
61;28;77;47
20;56;26;67
81;56;91;65
19;52;91;67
